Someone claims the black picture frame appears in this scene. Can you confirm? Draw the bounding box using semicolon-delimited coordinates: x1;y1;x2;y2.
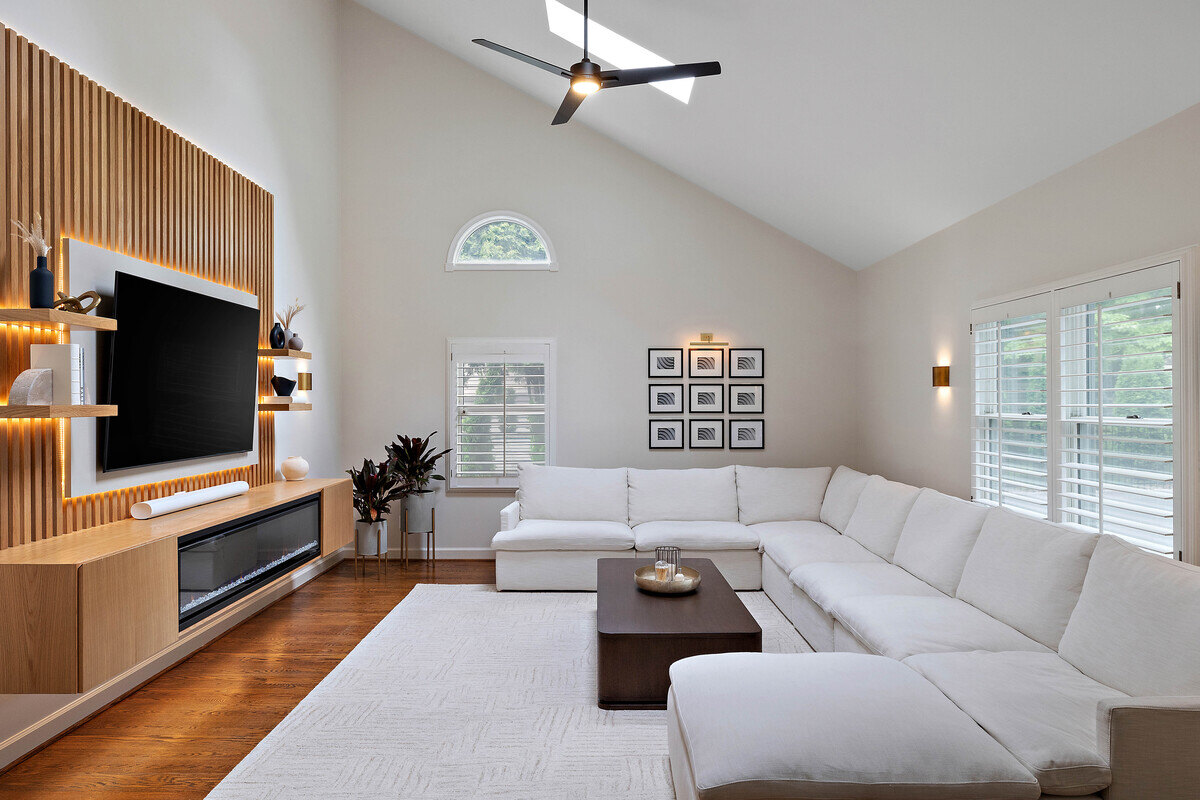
689;383;725;413
729;347;764;378
688;347;724;378
648;348;684;378
648;418;685;449
729;419;765;449
648;384;684;414
729;383;764;414
689;418;725;449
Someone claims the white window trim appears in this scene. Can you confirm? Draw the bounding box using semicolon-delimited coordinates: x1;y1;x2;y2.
971;245;1200;563
446;211;558;272
445;337;557;491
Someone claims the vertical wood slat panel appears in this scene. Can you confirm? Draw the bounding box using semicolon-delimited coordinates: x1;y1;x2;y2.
0;24;274;548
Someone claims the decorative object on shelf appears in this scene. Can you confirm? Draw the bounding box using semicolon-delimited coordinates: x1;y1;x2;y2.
729;419;765;449
52;290;101;315
281;455;310;481
296;372;312;391
635;563;701;595
689;418;724;449
347;457;406;576
12;212;54;309
932;365;950;388
129;480;250;520
269;321;287;349
688;347;724;378
647;347;683;378
729;383;764;414
729;347;764;378
689;383;724;413
275;298;306;353
7;368;53;406
649;384;683;414
30;343;84;404
287;333;304;351
271;375;297;397
649;418;684;449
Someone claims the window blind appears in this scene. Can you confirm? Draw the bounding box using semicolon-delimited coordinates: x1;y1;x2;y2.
1058;283;1175;554
448;341;552;489
972;309;1050;518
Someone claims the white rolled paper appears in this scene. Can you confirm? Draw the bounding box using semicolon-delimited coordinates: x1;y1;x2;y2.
130;480;250;520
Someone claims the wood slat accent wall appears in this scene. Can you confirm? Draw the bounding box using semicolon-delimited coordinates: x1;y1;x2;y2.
0;25;275;550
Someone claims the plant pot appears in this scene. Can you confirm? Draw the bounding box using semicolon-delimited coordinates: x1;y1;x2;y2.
269;322;286;349
30;256;53;309
403;489;439;533
355;520;388;556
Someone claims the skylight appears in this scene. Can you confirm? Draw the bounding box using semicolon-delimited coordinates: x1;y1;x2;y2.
544;0;694;103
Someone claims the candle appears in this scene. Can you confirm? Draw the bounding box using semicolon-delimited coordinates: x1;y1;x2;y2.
655;561;671;581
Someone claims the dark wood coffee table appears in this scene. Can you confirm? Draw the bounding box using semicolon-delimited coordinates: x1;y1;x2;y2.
596;557;762;710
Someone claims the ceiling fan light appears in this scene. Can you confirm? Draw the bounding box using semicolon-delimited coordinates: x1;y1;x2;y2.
572;77;600;95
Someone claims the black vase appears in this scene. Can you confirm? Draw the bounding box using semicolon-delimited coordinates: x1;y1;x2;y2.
271;375;297;397
269;322;286;349
29;255;53;309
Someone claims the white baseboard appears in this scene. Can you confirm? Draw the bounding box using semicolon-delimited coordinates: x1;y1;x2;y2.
0;548;347;773
379;545;495;560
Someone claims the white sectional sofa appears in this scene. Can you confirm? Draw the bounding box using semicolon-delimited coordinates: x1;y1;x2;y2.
492;463;1200;800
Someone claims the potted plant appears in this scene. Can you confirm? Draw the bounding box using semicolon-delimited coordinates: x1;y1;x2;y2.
346;457;406;557
386;432;452;537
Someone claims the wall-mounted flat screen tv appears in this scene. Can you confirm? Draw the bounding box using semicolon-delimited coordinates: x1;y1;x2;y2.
101;271;260;471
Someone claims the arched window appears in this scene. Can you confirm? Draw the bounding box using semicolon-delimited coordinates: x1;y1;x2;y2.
446;211;557;272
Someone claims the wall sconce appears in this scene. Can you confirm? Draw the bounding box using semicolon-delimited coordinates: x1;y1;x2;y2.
932;365;950;388
297;372;312;391
689;332;729;346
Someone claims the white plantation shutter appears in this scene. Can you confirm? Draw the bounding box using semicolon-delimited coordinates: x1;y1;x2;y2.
447;339;555;489
1056;265;1177;555
972;295;1051;518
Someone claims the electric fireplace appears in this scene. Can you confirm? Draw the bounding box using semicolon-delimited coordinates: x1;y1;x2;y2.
178;495;320;630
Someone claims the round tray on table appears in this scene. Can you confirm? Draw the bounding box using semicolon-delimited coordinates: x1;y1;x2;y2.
634;564;701;595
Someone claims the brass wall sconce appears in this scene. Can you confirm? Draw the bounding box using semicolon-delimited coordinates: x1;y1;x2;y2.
297;372;312;391
932;365;950;388
689;332;730;346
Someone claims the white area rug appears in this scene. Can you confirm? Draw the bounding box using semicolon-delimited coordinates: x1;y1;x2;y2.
206;585;811;799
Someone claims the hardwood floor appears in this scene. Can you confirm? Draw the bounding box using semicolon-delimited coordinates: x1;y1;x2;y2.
0;558;496;799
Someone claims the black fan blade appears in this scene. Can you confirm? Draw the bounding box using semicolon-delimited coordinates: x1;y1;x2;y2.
551;89;586;125
599;61;721;88
472;39;571;78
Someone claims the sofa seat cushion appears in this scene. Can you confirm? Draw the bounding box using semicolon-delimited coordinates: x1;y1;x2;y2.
734;465;832;524
1058;535;1200;697
669;652;1041;800
516;464;629;523
756;522;883;574
491;519;634;551
891;489;988;595
842;475;923;560
905;651;1126;795
830;596;1052;660
819;466;871;533
790;562;945;613
633;521;757;551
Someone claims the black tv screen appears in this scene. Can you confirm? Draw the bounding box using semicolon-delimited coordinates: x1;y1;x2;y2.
101;271;260;471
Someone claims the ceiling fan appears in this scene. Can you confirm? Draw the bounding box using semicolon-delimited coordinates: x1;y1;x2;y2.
472;0;721;126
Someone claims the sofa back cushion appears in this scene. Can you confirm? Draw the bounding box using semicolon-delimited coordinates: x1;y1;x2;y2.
819;466;871;533
892;489;989;595
517;464;629;523
842;476;922;561
1059;535;1200;696
735;465;832;524
957;509;1097;650
627;467;739;525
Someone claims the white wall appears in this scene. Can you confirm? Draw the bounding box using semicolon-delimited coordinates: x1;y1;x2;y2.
0;0;340;760
856;102;1200;496
336;0;860;556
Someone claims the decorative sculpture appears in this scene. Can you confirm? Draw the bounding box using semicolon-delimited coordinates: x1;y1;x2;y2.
51;290;101;315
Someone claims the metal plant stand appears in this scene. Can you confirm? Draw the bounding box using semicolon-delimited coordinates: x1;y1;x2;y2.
354;523;387;579
402;507;436;567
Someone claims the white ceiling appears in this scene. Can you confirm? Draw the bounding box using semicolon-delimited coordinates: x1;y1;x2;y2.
353;0;1200;269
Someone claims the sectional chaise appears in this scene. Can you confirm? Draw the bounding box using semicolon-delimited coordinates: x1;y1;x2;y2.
491;464;1200;800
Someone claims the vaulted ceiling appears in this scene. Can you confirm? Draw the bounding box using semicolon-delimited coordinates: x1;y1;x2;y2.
354;0;1200;269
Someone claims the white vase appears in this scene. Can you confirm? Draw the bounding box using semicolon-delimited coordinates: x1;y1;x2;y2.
281;455;309;481
355;520;388;556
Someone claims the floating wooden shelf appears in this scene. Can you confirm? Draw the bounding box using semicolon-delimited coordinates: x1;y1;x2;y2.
257;348;311;360
258;401;312;412
0;404;117;419
0;308;117;331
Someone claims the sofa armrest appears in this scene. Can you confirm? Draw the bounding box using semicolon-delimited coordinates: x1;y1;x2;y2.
1098;695;1200;800
499;501;520;532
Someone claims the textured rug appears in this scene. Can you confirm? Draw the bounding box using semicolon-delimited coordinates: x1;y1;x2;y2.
206;584;811;799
